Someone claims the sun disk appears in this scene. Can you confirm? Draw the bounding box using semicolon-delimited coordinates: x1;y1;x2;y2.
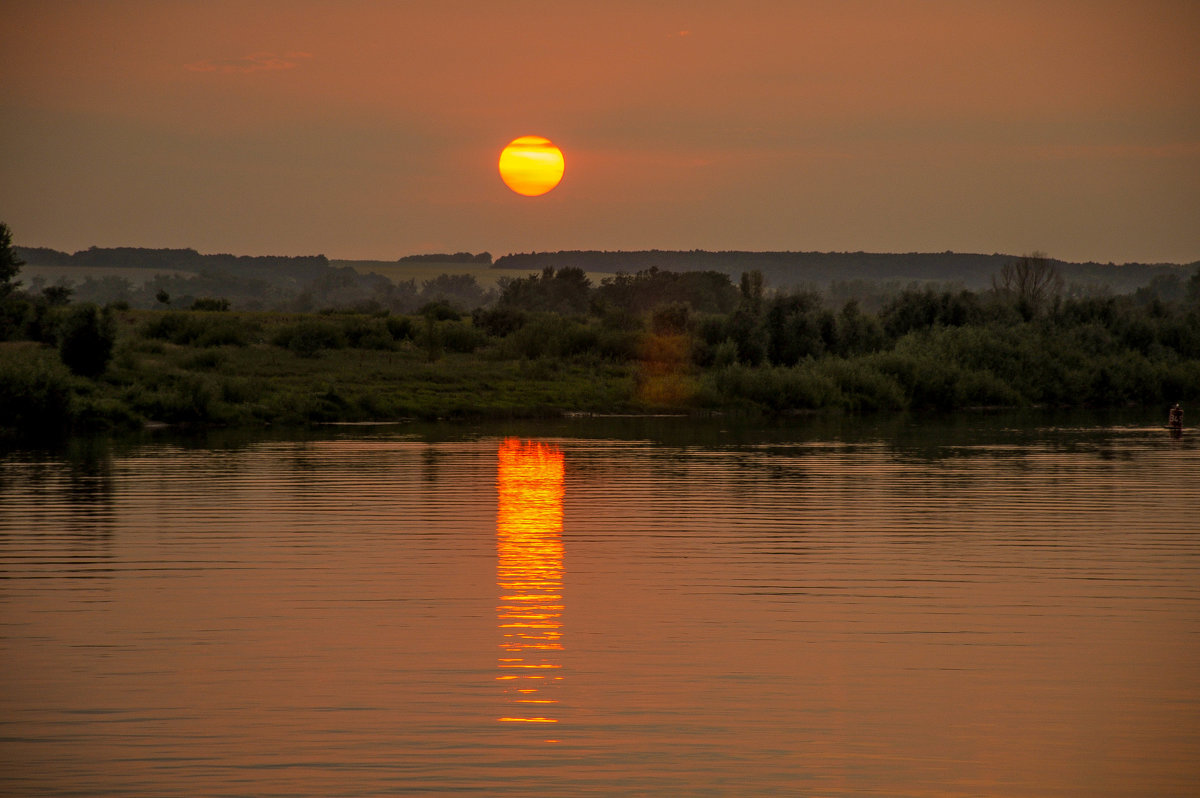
499;136;565;197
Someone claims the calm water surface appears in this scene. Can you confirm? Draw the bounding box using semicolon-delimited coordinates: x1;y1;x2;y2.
2;415;1198;796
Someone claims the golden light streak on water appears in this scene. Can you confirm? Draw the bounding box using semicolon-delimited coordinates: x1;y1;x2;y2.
496;439;565;728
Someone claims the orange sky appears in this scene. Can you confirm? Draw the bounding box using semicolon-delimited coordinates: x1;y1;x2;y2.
2;0;1198;263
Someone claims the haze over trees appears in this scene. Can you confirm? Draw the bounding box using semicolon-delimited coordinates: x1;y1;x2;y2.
12;244;1198;314
494;250;1195;296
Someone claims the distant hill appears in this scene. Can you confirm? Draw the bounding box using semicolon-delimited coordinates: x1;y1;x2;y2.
398;252;492;264
13;244;1197;300
13;246;331;282
493;250;1198;293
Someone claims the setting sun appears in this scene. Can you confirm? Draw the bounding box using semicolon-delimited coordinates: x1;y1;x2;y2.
498;136;565;197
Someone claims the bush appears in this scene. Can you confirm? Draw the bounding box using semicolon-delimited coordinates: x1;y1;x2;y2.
708;364;839;412
385;315;416;341
472;306;527;337
140;312;191;342
956;369;1023;407
58;304;116;377
712;338;739;368
503;315;578;359
69;394;141;431
339;316;395;350
593;327;641;361
813;358;905;411
869;351;963;410
639;333;689;366
419;301;461;321
650;302;691;336
0;349;73;433
440;320;488;353
196;318;255;347
271;319;347;357
191;297;230;311
19;296;63;344
127;375;220;423
180;350;223;371
140;312;255;347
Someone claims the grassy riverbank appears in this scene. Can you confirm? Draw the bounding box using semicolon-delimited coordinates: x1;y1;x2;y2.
3;273;1199;439
1;309;644;434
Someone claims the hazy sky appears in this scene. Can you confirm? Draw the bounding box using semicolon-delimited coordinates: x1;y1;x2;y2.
3;0;1198;263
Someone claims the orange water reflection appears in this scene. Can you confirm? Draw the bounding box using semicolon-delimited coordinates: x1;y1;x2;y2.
496;439;565;728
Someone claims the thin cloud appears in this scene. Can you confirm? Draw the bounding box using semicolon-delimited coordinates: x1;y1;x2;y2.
1022;141;1200;160
185;52;312;75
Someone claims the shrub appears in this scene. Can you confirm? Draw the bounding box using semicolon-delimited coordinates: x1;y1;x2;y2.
19;297;63;344
956;369;1023;407
440;320;488;353
813;358;905;411
650;302;691;336
639;333;689;366
419;301;461;321
127;375;219;423
503;315;570;359
58;304;116;377
0;349;73;433
140;312;191;342
271;319;347;357
472;306;527;337
140;312;255;347
868;351;964;410
339;316;395;350
708;364;839;412
195;318;255;347
191;297;230;311
180;350;223;371
69;394;141;431
592;327;641;361
712;338;739;368
385;315;416;341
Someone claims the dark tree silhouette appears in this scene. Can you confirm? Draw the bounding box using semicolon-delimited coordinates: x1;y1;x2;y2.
0;222;24;297
42;285;73;306
993;252;1063;316
58;304;117;377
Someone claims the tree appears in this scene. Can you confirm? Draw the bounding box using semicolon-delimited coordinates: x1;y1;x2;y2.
58;304;117;377
42;285;73;306
1186;266;1200;305
1;222;24;297
739;270;764;315
498;266;591;314
993;252;1063;318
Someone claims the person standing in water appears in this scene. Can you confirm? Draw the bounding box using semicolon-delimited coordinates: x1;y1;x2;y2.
1168;403;1183;432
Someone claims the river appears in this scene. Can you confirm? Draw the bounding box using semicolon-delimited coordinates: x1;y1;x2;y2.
2;412;1197;796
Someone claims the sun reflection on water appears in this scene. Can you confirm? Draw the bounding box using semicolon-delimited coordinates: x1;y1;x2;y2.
496;439;565;729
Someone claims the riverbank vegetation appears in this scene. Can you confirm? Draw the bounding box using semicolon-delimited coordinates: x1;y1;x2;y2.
2;226;1198;438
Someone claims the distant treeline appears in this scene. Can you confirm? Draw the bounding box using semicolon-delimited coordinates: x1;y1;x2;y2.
494;250;1197;295
398;252;492;264
12;244;1200;314
16;246;331;280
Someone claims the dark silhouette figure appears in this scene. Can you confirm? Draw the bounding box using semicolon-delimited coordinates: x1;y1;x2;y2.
1168;403;1183;437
